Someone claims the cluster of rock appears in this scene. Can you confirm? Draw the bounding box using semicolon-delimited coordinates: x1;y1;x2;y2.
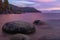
2;21;36;40
2;20;47;40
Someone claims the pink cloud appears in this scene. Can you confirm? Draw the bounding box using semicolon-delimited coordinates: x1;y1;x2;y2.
33;0;56;2
39;7;60;10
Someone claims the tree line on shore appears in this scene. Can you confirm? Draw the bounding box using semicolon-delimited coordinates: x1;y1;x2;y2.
0;0;12;14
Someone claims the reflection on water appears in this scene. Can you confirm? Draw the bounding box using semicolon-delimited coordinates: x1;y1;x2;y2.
0;13;44;24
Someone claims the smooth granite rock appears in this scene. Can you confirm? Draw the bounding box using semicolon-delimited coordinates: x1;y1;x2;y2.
10;34;31;40
2;21;36;34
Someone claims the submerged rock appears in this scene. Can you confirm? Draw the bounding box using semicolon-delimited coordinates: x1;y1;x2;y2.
39;34;60;40
33;20;45;25
2;21;36;34
10;34;31;40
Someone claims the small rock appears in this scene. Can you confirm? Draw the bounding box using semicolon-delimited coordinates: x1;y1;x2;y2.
2;21;36;34
33;20;45;25
10;34;31;40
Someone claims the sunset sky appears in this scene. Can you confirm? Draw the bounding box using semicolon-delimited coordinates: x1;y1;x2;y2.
8;0;60;10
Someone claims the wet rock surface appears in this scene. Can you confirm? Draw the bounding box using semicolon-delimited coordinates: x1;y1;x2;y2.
10;34;31;40
2;21;36;34
33;20;45;25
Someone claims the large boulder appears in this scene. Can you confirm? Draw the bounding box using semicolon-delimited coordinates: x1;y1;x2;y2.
2;21;36;34
10;34;31;40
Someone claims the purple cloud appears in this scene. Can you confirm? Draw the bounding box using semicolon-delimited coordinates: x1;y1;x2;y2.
32;0;56;2
8;0;60;10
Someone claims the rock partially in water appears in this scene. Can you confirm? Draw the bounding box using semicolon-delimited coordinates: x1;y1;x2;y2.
10;34;31;40
33;20;45;25
2;21;36;34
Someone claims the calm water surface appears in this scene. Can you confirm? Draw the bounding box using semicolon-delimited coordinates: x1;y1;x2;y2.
0;13;60;40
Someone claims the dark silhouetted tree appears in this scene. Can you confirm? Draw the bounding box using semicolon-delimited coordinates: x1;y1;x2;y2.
0;0;3;13
0;0;13;14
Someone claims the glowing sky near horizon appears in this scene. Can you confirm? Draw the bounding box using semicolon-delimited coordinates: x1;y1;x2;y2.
8;0;60;10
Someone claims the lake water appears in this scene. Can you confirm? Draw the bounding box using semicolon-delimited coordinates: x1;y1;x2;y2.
0;13;60;40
